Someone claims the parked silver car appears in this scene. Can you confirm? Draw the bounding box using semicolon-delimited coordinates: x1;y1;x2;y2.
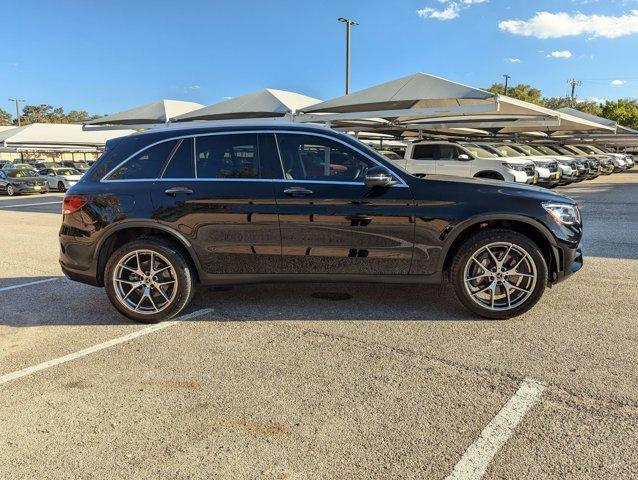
39;167;83;192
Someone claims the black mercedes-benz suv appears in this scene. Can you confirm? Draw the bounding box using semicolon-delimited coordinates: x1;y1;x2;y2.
59;122;583;322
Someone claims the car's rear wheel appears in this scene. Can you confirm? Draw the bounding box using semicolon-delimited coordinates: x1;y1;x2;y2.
450;229;547;319
6;185;15;196
57;181;66;192
104;238;195;323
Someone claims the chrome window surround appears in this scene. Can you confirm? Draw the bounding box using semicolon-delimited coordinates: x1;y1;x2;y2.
100;130;408;188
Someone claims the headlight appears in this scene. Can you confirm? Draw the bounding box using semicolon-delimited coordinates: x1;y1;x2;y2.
502;162;526;171
542;202;581;225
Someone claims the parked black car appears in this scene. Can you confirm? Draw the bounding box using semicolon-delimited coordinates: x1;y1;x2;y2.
0;169;49;195
60;122;583;322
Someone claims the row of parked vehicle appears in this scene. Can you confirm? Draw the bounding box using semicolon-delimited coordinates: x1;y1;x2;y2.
0;160;93;196
378;141;635;188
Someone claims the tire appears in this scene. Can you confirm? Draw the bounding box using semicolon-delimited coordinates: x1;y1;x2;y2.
6;185;15;196
450;229;548;320
58;181;66;192
104;237;196;323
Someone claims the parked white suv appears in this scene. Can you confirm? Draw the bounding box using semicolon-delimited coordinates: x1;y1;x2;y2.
395;141;537;184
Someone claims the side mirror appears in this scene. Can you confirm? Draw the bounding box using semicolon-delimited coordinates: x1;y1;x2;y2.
364;167;397;188
49;173;55;176
458;154;472;161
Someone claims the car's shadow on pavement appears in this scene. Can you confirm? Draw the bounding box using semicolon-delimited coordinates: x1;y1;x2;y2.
189;282;472;322
0;276;474;326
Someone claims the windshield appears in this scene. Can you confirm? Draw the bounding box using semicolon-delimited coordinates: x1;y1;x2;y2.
577;145;603;154
549;146;571;155
9;169;38;178
460;144;498;158
494;145;524;157
56;168;80;176
514;144;545;156
534;145;559;155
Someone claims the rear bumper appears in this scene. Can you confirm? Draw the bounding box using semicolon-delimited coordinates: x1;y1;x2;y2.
60;261;99;287
15;184;49;194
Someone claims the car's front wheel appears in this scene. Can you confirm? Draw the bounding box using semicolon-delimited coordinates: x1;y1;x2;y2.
57;181;66;192
6;185;16;196
450;229;548;319
104;238;195;323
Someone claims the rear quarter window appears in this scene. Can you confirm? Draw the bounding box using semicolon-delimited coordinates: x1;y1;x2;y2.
107;140;178;180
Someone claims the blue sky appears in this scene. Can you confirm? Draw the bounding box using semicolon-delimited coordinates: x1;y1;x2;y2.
2;0;638;115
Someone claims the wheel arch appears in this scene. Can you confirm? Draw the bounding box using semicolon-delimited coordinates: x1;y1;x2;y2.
439;214;560;283
94;221;202;287
473;170;504;180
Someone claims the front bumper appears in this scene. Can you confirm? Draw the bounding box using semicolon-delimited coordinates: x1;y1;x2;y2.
551;243;583;285
536;168;561;186
509;170;537;184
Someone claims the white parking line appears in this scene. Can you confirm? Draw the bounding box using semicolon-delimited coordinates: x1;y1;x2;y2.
0;200;62;209
0;277;60;292
445;377;545;480
0;308;212;386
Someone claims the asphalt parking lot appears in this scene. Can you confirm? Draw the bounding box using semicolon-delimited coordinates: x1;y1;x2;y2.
1;172;637;479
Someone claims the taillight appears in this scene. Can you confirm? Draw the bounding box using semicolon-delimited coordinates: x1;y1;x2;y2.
62;195;87;214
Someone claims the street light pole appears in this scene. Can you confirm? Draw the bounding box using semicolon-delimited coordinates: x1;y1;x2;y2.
8;98;25;126
502;74;511;96
338;17;358;95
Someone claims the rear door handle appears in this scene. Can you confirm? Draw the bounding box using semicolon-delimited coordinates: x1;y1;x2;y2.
164;187;193;196
283;187;313;197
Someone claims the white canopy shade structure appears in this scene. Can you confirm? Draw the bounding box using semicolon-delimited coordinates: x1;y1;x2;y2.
557;107;618;131
383;96;613;134
299;72;499;123
297;73;614;135
85;99;205;126
173;89;321;122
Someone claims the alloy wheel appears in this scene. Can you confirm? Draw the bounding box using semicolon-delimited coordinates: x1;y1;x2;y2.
7;185;15;196
112;249;178;315
463;242;537;311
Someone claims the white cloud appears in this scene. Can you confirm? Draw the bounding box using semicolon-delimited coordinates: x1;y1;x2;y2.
611;79;627;85
587;96;606;103
504;57;521;63
417;3;461;20
417;0;487;21
547;50;572;58
499;10;638;39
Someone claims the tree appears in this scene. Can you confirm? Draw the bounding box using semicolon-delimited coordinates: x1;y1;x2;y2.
543;97;602;116
64;110;100;123
15;104;100;125
600;99;638;130
485;83;543;105
0;108;12;126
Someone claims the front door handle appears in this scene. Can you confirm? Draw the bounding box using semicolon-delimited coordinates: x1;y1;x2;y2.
165;187;193;196
283;187;313;197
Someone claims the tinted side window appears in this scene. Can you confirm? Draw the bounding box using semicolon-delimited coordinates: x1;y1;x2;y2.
412;145;439;160
196;134;260;179
439;145;460;160
162;138;195;179
108;140;177;180
276;133;374;182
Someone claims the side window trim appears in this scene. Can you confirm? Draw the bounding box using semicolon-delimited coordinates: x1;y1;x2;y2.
101;129;407;187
